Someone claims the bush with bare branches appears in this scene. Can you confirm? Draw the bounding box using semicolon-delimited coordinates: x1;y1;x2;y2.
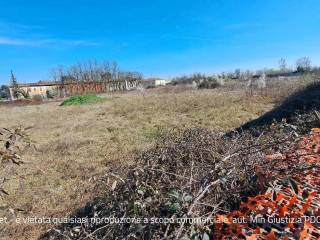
0;127;32;197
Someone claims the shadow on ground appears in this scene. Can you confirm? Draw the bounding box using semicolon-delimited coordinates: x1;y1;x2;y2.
238;82;320;132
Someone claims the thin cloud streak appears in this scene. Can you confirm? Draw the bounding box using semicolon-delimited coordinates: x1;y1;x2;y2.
0;36;28;46
0;20;100;47
0;36;101;47
0;20;44;30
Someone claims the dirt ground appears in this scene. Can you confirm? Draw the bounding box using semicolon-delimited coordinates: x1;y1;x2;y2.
0;87;274;239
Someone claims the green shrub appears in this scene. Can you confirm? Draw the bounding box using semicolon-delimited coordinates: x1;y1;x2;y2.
198;78;220;89
0;85;10;99
60;94;104;106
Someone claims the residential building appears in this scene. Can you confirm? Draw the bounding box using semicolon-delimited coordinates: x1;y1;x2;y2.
143;78;167;88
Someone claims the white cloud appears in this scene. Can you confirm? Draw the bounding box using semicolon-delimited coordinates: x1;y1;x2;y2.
0;36;100;47
0;36;30;46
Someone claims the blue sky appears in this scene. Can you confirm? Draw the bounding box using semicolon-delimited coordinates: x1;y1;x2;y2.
0;0;320;84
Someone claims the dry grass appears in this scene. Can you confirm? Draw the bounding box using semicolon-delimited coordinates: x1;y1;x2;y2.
0;88;273;239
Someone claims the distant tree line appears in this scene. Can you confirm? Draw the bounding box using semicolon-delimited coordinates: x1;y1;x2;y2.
51;59;143;83
172;56;320;86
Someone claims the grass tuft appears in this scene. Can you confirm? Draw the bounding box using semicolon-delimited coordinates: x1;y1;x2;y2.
60;94;104;106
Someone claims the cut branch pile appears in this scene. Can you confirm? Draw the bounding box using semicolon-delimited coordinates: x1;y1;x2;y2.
42;125;298;240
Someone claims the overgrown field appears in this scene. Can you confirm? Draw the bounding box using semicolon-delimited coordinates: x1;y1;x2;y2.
0;88;274;239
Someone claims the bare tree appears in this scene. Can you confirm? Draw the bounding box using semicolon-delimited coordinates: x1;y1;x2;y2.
51;60;142;85
296;57;312;72
234;69;241;79
52;65;66;82
279;58;287;73
257;72;266;89
111;61;119;81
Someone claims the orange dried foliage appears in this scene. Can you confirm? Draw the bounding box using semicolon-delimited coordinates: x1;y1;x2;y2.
214;130;320;239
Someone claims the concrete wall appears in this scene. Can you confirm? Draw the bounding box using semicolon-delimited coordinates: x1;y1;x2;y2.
22;85;58;97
